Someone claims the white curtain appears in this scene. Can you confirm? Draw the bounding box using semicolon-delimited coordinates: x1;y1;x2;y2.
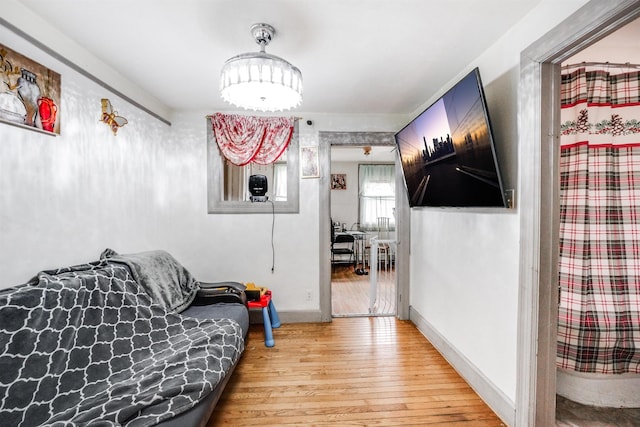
273;162;287;201
359;164;395;230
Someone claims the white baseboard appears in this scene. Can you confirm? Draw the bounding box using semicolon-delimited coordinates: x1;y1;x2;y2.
249;309;323;324
410;306;515;427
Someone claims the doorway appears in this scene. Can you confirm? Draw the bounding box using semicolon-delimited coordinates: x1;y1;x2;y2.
554;19;640;424
317;131;410;323
517;1;640;425
330;146;397;317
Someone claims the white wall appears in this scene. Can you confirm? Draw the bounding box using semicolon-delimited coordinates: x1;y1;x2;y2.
329;161;359;229
0;23;176;286
0;0;593;424
407;0;589;417
0;16;402;318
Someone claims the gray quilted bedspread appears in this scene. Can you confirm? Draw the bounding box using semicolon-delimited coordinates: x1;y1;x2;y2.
0;260;244;426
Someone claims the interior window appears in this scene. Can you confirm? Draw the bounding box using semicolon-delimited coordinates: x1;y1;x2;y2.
223;160;288;202
207;120;299;214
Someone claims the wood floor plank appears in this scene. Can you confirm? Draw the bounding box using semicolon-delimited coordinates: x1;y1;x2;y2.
208;317;505;426
332;264;396;316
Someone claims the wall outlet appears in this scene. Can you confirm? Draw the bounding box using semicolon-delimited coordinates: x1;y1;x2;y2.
305;290;312;301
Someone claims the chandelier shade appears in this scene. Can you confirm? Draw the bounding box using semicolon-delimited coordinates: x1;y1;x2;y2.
220;23;303;112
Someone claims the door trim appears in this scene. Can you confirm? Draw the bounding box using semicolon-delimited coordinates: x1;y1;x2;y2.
517;1;640;425
318;131;410;321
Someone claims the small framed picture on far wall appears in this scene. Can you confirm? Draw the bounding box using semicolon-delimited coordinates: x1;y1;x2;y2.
331;173;346;190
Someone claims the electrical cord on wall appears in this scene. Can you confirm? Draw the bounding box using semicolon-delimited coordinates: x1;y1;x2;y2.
268;200;276;273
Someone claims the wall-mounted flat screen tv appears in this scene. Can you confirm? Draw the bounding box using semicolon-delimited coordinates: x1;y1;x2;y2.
395;68;506;208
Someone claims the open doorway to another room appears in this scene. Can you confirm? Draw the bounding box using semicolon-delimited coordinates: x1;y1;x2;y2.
330;145;397;317
554;16;640;426
518;2;640;425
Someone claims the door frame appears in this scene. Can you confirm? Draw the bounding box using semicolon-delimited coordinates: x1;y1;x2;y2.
517;1;640;425
318;131;410;321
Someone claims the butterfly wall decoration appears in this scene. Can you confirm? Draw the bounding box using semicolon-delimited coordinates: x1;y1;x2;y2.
100;98;128;135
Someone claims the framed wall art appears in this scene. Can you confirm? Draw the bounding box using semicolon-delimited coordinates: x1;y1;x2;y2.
300;145;319;179
331;173;347;190
0;44;61;135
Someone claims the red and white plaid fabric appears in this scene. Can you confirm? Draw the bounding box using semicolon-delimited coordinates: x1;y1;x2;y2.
558;65;640;374
211;113;294;166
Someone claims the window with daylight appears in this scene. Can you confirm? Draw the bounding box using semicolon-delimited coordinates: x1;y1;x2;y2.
359;164;396;230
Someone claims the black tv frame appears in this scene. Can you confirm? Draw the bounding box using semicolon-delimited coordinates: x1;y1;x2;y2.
395;68;506;208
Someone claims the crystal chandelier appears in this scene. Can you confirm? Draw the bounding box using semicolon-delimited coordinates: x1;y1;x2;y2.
220;23;303;112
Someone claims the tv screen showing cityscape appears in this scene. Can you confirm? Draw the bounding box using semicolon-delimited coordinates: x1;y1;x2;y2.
395;68;506;207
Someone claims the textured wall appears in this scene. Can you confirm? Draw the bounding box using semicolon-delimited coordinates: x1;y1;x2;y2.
0;22;402;317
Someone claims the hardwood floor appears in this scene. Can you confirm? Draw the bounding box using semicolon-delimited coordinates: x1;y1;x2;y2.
332;264;397;317
208;317;505;426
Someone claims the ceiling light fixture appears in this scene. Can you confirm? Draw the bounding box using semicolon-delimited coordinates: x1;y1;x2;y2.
363;146;372;156
220;23;303;112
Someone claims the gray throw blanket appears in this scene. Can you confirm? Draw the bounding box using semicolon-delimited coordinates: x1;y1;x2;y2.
100;249;198;313
0;260;244;426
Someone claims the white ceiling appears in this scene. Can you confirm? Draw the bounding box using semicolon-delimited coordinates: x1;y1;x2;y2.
18;0;545;116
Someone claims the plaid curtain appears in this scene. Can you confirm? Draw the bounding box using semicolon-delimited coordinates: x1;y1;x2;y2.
558;65;640;374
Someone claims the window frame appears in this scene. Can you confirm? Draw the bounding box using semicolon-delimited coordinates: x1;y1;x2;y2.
206;119;300;214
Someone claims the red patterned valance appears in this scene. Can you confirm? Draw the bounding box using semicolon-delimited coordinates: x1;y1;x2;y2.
210;113;294;166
